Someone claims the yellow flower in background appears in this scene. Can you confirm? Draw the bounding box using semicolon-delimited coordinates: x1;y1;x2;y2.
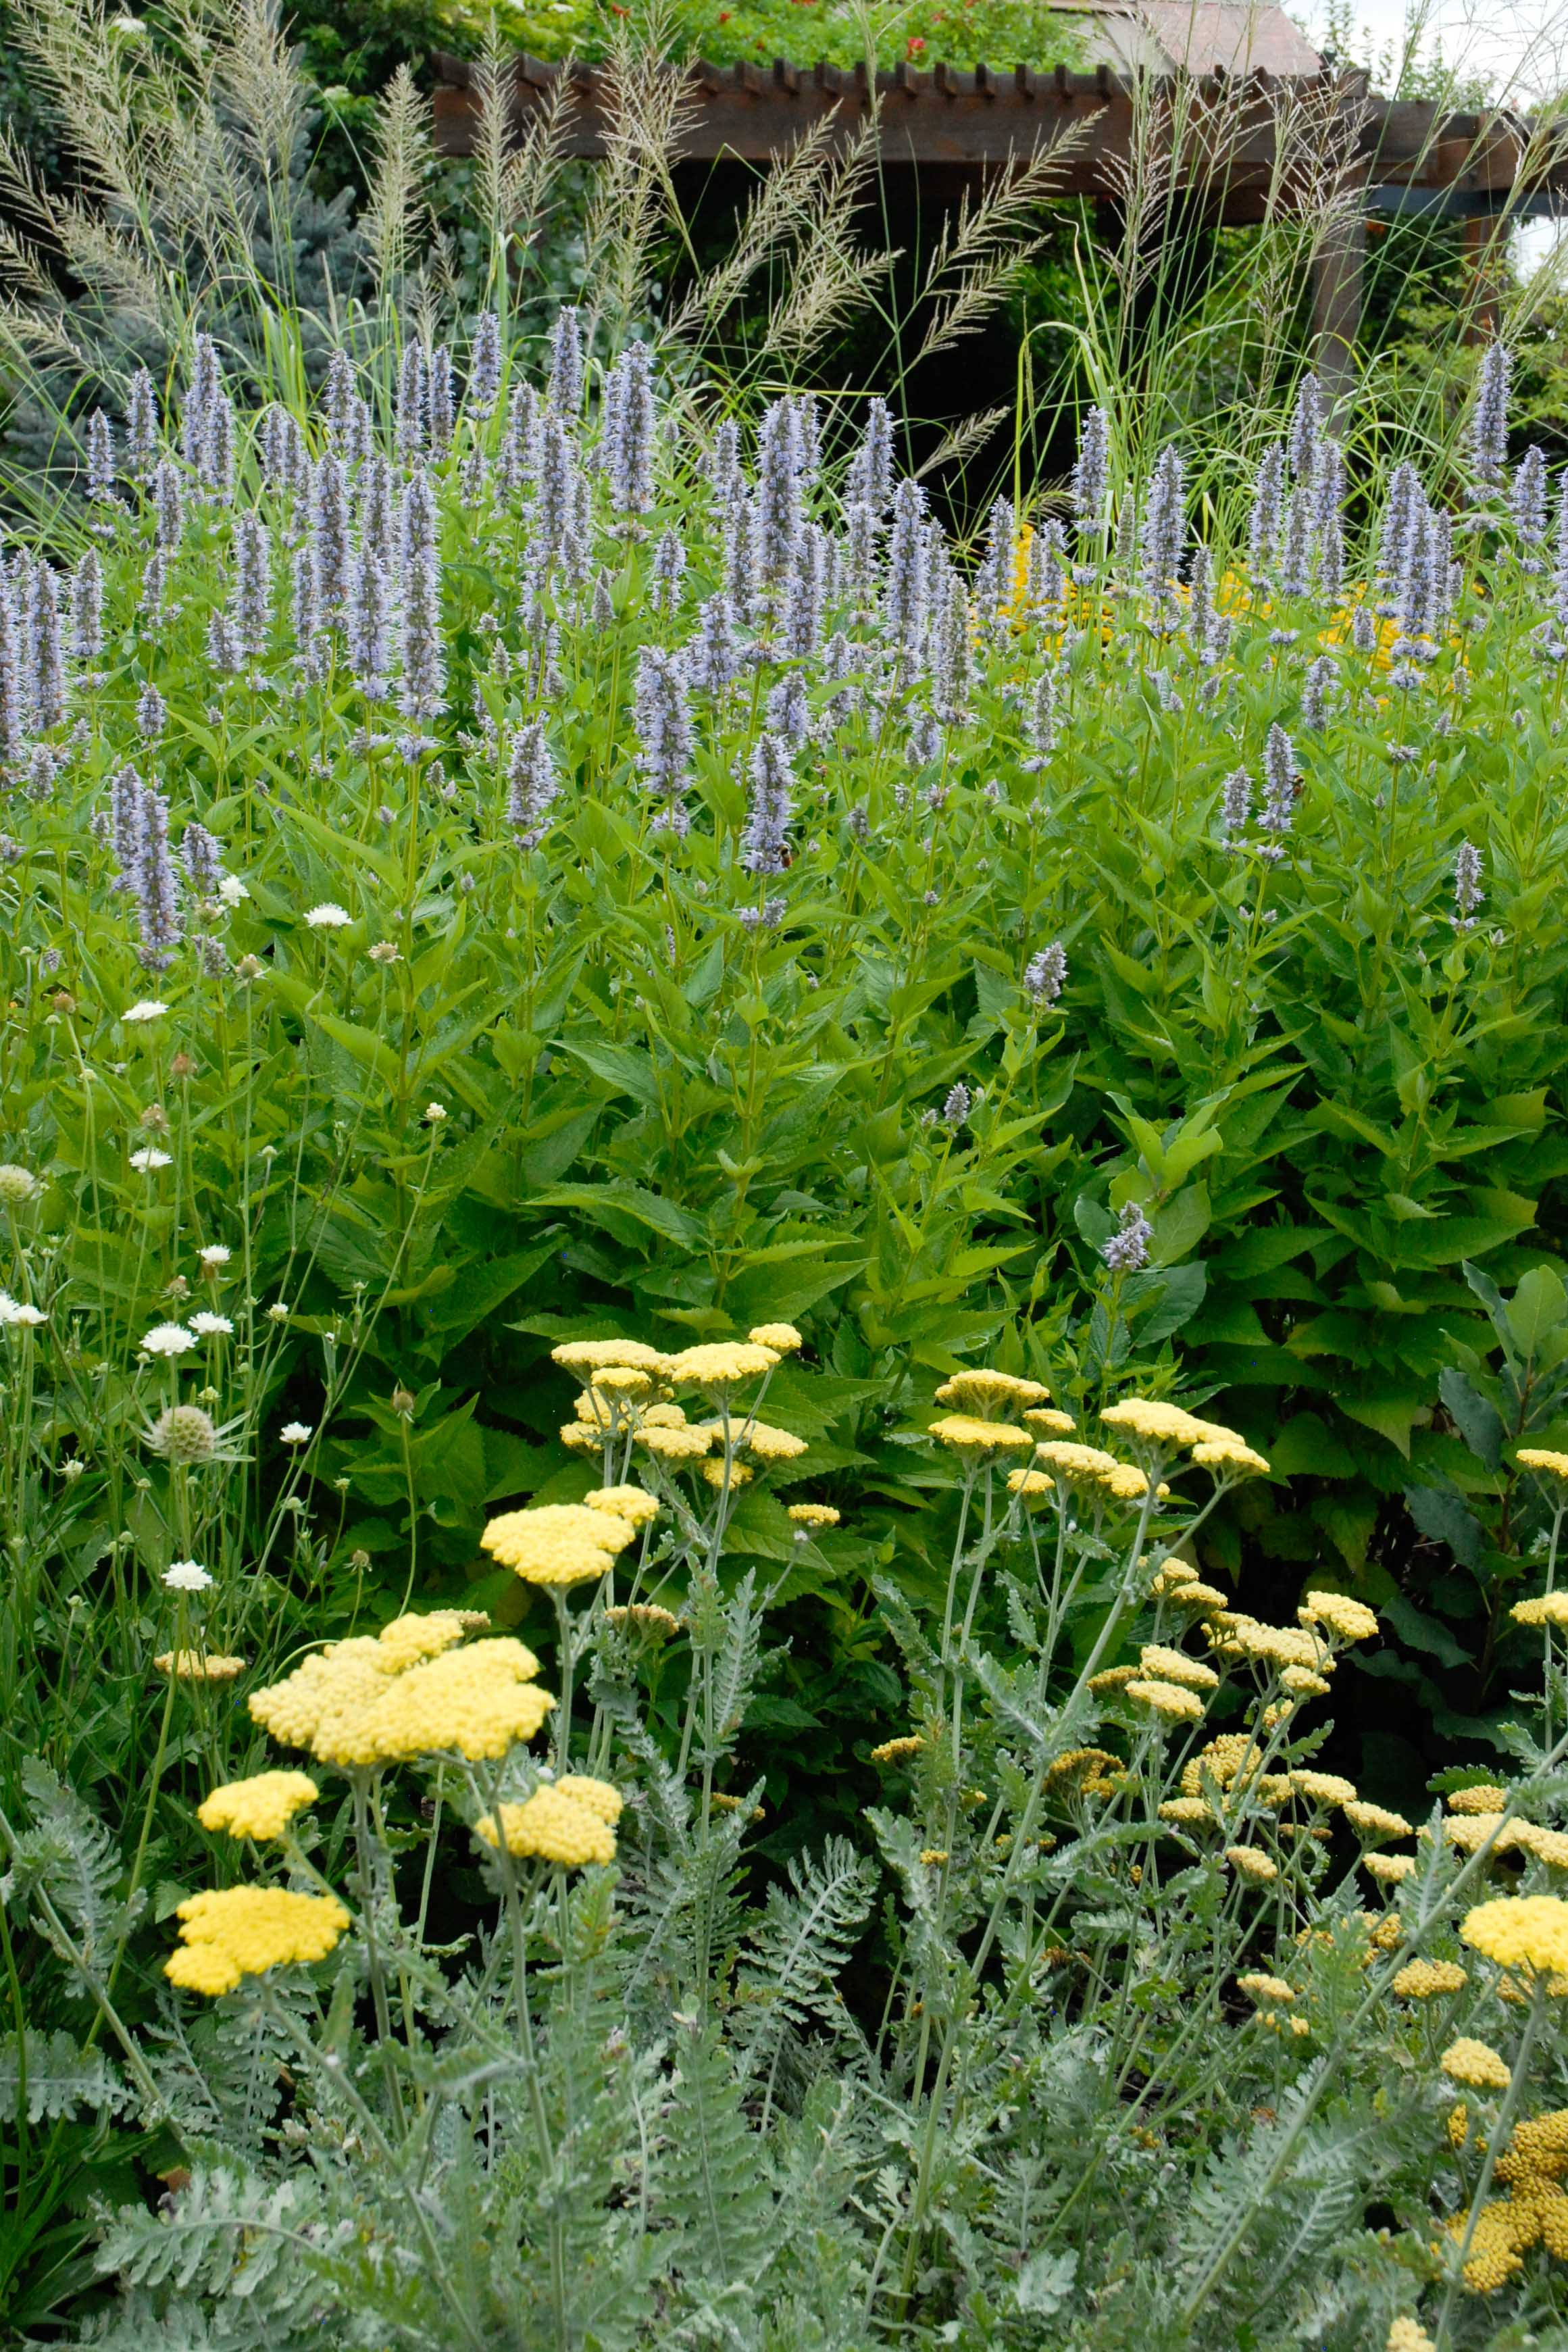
667;1341;778;1389
1386;2317;1436;2351
476;1781;619;1867
1365;1853;1416;1883
1441;2036;1512;2091
748;1322;803;1353
1023;1407;1076;1436
1300;1592;1379;1643
1191;1439;1272;1479
871;1734;927;1764
1448;1784;1509;1815
1517;1447;1568;1480
637;1422;713;1461
1138;1644;1219;1691
1463;1895;1568;1977
1513;1593;1568;1628
1512;1821;1568;1868
935;1368;1051;1418
788;1502;840;1528
251;1618;553;1766
1289;1771;1358;1809
701;1458;753;1488
1006;1467;1055;1499
166;1886;350;1995
480;1501;635;1586
929;1413;1033;1455
198;1770;318;1841
155;1650;247;1680
374;1610;472;1670
551;1338;668;1374
718;1418;807;1463
1236;1972;1294;2004
1344;1800;1413;1841
584;1484;659;1528
1127;1676;1205;1720
1226;1846;1278;1883
602;1602;681;1637
555;1774;623;1822
1392;1958;1468;1998
1030;1440;1143;1497
1101;1399;1225;1449
1159;1797;1213;1824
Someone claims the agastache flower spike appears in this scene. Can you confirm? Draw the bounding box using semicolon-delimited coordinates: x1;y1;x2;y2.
649;527;686;618
1469;340;1511;491
782;523;826;659
347;548;392;698
755;397;803;585
506;718;559;847
1140;445;1186;616
72;548;103;666
1280;486;1313;599
931;571;971;723
322;349;355;451
548;305;584;415
1301;653;1337;730
601;343;655;522
0;574;28;767
109;761;143;880
764;672;809;747
136;682;165;743
1454;839;1484;926
85;410;116;502
1023;941;1067;1005
395;342;426;468
1259;722;1299;849
1313;437;1346;602
499;381;538;495
883;476;930;663
1377;461;1423;593
181;821;224;895
1287;373;1323;481
181;332;221;482
711;418;742;512
1514;444;1548;550
1103;1201;1152;1272
845;395;894;514
125;367;157;480
633;645;693;834
530;415;578;569
1028;518;1067;615
311;454;353;615
740;730;795;875
1217;766;1250;839
1248;443;1286;578
153;459;184;551
724;493;758;617
28;564;65;729
291;542;323;680
468;309;502;417
132;783;182;966
1186;542;1213;653
687;593;740;694
397;551;446;720
976;495;1015;619
1071;404;1109;533
230;512;272;661
425;347;455;455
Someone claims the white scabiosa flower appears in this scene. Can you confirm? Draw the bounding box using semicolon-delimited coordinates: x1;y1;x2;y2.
163;1559;213;1591
424;1102;448;1123
280;1420;313;1444
141;1322;197;1357
123;999;168;1023
303;903;351;930
197;1244;231;1270
0;1293;46;1326
188;1311;233;1337
130;1148;174;1172
217;874;249;905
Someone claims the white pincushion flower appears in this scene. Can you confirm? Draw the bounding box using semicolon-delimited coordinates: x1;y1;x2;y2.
304;903;351;930
216;874;249;905
280;1420;313;1444
188;1311;233;1337
424;1102;448;1123
0;1293;46;1327
130;1148;173;1172
163;1559;212;1591
141;1322;197;1357
198;1244;231;1270
123;999;168;1024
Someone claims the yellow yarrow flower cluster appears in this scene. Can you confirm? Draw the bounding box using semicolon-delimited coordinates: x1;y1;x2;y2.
481;1501;638;1586
667;1341;780;1391
1300;1591;1380;1643
1138;1643;1219;1692
788;1502;840;1528
1227;1845;1278;1884
1517;1448;1568;1480
1126;1676;1205;1722
1006;1467;1055;1499
1237;1972;1294;2004
166;1885;350;1996
1449;1783;1509;1815
198;1771;318;1841
929;1413;1033;1457
748;1323;803;1354
1386;2318;1436;2352
1030;1440;1148;1501
1365;1853;1417;1884
871;1734;928;1766
699;1417;807;1463
934;1368;1051;1418
476;1774;624;1868
1392;1958;1468;1999
1513;1593;1568;1628
1023;1407;1076;1436
1290;1770;1358;1809
251;1616;554;1766
1450;2105;1568;2292
1344;1800;1413;1841
1442;2036;1511;2090
1463;1895;1568;1976
584;1484;659;1528
155;1651;247;1680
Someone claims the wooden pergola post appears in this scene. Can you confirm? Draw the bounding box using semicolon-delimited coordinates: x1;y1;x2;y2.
1311;180;1367;418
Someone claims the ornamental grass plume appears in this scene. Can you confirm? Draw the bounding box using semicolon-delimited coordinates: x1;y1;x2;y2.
166;1886;350;1995
198;1771;318;1841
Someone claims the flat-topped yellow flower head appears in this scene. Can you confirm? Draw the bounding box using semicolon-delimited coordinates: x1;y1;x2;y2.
476;1779;621;1867
1513;1593;1568;1628
585;1484;659;1528
1440;2035;1511;2090
934;1368;1050;1418
1518;1447;1568;1480
480;1502;636;1586
1192;1439;1272;1479
166;1886;350;1996
1139;1643;1219;1691
1127;1676;1205;1720
1300;1591;1379;1643
929;1414;1033;1455
788;1502;840;1528
748;1323;803;1354
1463;1894;1568;1977
198;1771;318;1841
552;1339;668;1374
251;1618;553;1767
667;1342;779;1391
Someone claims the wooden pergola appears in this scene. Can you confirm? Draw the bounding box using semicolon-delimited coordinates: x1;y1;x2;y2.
432;50;1568;386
